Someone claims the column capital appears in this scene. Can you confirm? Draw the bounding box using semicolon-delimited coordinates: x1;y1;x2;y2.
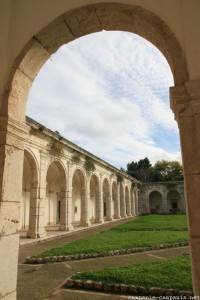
170;80;200;121
0;116;30;148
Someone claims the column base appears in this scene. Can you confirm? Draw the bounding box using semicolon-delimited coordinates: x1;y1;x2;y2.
121;214;127;218
27;228;47;239
95;218;104;224
114;215;121;219
59;224;74;231
80;220;91;227
105;216;114;221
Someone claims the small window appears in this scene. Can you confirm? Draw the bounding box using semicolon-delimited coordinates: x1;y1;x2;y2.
74;206;78;213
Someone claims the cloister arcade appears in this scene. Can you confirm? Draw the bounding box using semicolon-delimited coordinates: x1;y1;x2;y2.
19;117;138;238
141;182;185;215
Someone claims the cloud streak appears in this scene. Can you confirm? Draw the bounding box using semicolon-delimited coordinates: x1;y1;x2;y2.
27;31;180;169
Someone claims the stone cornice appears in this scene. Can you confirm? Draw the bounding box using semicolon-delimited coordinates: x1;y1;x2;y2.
170;80;200;121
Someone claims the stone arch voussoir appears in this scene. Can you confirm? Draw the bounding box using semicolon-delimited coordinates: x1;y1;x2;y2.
3;2;189;123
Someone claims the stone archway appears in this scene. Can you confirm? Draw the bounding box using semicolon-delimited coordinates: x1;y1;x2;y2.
102;177;110;220
89;174;100;223
167;190;181;214
72;168;86;226
4;2;200;298
46;160;67;230
149;191;163;214
20;149;39;238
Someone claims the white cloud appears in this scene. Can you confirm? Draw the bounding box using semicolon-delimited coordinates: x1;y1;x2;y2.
27;31;180;169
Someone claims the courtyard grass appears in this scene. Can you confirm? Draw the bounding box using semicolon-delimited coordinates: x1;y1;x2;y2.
112;214;188;231
36;215;188;258
71;256;193;292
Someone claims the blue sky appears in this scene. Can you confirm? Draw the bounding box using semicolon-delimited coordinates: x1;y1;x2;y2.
27;31;180;169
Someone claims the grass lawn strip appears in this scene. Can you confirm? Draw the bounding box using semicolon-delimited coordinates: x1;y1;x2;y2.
71;256;192;292
33;215;188;258
112;214;188;231
36;230;188;257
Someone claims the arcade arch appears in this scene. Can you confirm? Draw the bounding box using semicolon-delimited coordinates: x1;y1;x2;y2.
167;190;181;214
89;174;100;223
149;191;163;214
2;1;200;297
72;168;86;226
46;160;67;229
20;149;39;238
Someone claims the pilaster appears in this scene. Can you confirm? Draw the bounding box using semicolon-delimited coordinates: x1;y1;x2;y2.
60;161;74;231
170;80;200;295
96;174;104;223
80;173;91;227
0;116;29;299
120;184;126;217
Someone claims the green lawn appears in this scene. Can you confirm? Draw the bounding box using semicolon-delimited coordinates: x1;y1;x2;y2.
72;256;192;291
36;215;188;258
112;214;188;231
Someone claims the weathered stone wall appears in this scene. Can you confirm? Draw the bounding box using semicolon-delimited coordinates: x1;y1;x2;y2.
20;117;139;238
139;181;185;215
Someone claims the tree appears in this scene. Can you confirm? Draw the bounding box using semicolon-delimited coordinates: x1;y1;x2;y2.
152;160;183;182
127;157;153;182
126;158;184;182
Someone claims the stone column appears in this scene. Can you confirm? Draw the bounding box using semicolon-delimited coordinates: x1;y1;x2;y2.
27;179;46;238
80;173;91;227
130;188;136;216
36;151;47;235
0;116;29;299
179;183;186;213
170;81;200;296
145;188;150;214
134;188;139;215
120;184;126;217
27;150;48;238
95;183;103;223
60;162;73;231
162;188;168;214
115;184;121;219
105;181;113;221
126;186;132;217
97;175;104;223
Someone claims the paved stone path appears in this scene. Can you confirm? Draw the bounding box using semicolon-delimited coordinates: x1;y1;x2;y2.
17;218;189;300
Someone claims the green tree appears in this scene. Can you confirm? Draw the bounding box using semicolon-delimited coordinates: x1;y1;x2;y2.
127;157;153;182
152;160;183;182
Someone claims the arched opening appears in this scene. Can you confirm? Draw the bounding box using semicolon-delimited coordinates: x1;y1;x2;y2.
3;2;200;298
72;169;86;226
20;150;38;238
112;181;118;219
46;161;66;230
89;174;100;223
149;191;163;214
167;190;181;214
